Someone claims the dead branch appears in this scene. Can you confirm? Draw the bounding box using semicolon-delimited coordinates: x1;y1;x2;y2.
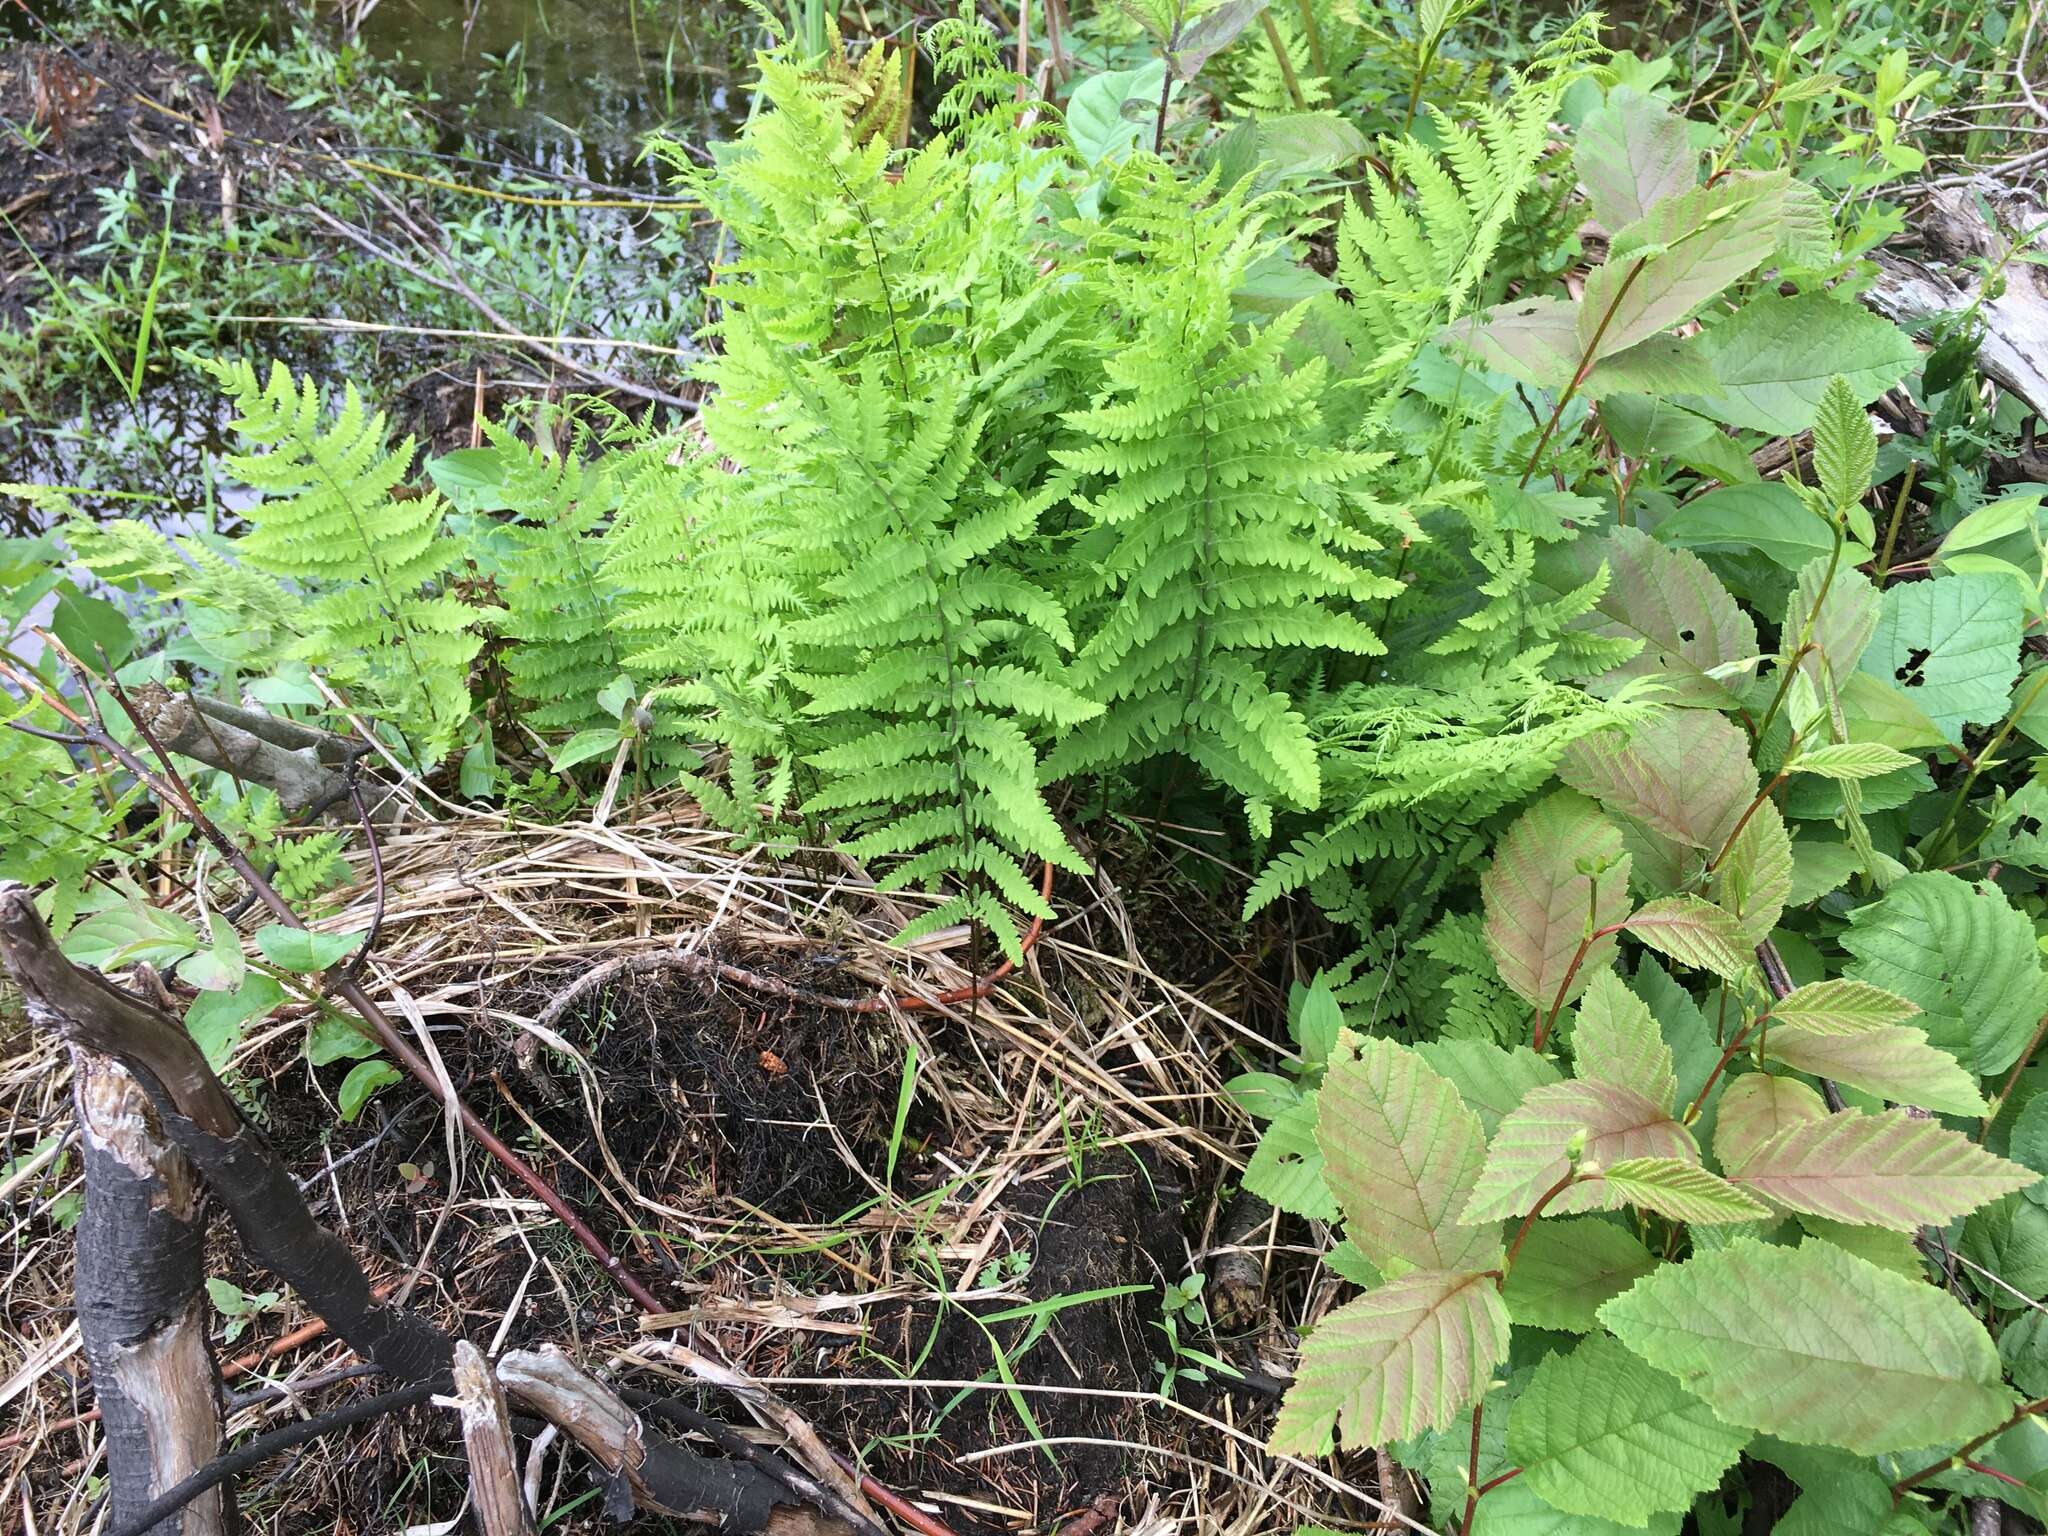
449;1342;538;1536
72;1052;226;1536
124;684;392;820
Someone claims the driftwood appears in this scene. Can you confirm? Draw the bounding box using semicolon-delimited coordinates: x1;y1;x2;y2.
0;881;849;1535
71;1053;226;1536
1868;186;2048;422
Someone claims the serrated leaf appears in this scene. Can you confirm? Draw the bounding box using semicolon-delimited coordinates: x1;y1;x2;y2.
1786;557;1881;691
1500;1216;1656;1332
1724;1108;2032;1229
1316;1037;1502;1274
1773;1464;1930;1536
1543;526;1759;706
1595;1156;1772;1223
1711;797;1791;948
1415;1040;1563;1137
1812;374;1880;512
1443;296;1581;391
1482;790;1632;1014
1789;742;1916;780
1797;1215;1926;1279
1626;896;1755;982
1583;172;1790;357
1760;1021;1987;1116
1575;86;1696;233
1463;1079;1697;1224
1786;839;1864;905
1842;871;2048;1074
1571;969;1677;1111
1860;572;2024;742
1508;1334;1750;1525
1268;1269;1511;1454
1713;1073;1829;1170
1558;711;1754;893
1679;296;1915;435
1768;978;1922;1032
1599;1237;2012;1454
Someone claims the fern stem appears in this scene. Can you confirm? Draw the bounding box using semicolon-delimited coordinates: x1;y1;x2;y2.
1258;10;1309;111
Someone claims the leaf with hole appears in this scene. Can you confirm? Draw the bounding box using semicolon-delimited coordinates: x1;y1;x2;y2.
1859;571;2024;741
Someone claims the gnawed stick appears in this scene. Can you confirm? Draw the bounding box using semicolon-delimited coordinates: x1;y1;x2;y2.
0;881;850;1535
72;1053;226;1536
449;1342;538;1536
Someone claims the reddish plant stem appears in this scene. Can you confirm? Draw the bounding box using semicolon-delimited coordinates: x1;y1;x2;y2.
1984;1009;2048;1134
1457;1401;1485;1536
1518;258;1649;489
1475;1467;1523;1496
1705;770;1791;878
1534;917;1627;1054
1501;1172;1580;1278
1894;1397;2048;1501
1684;1018;1762;1125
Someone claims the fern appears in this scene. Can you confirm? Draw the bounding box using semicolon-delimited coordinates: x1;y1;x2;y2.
1046;160;1404;811
198;357;494;763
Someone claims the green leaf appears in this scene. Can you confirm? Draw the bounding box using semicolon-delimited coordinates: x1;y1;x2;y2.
1811;374;1880;512
1415;1040;1563;1137
177;911;247;994
1859;572;2025;742
1724;1108;2032;1230
1679;296;1915;435
305;1012;380;1066
1481;790;1632;1014
1713;1073;1829;1171
1508;1334;1749;1525
1842;871;2048;1074
1765;978;1916;1036
551;726;625;771
1224;1071;1301;1122
1292;977;1344;1066
1785;558;1881;691
1772;1465;1929;1536
1241;1096;1339;1222
1316;1037;1502;1273
185;973;287;1073
254;924;365;974
1786;839;1864;905
51;589;136;668
1789;742;1916;780
1066;61;1170;167
1657;484;1836;571
1463;1079;1696;1224
62;904;200;970
1500;1216;1655;1333
1625;896;1755;982
337;1060;400;1124
1962;1193;2048;1307
1760;1021;1987;1116
1583;171;1789;356
1574;86;1695;232
1166;0;1272;77
1571;969;1676;1111
1595;1156;1771;1223
1599;1237;2012;1454
1558;711;1754;893
1544;526;1758;706
1269;1269;1511;1454
1711;797;1791;948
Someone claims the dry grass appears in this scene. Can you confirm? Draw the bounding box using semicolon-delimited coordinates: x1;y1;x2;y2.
0;776;1416;1535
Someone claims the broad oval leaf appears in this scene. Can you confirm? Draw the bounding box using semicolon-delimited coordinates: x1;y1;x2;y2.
1241;1096;1340;1221
1542;526;1759;706
1582;172;1789;357
1842;871;2048;1074
1625;896;1754;982
1557;710;1754;893
1767;980;1925;1038
1481;789;1632;1014
1507;1334;1750;1526
1415;1039;1563;1137
1724;1107;2033;1230
1859;571;2024;742
1500;1215;1656;1333
1316;1037;1502;1274
1761;1021;1987;1116
1657;483;1835;571
1463;1079;1697;1224
1713;1073;1829;1170
1268;1269;1511;1455
1678;293;1917;435
1599;1237;2012;1454
1571;969;1676;1112
254;924;365;974
1575;86;1695;233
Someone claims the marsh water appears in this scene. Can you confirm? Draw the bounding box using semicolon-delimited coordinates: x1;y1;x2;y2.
0;0;758;529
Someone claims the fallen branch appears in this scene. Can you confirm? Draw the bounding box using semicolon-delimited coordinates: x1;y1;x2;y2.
449;1342;538;1536
71;1052;225;1536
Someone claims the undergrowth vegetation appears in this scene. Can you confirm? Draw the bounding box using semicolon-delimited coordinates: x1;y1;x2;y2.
7;0;2048;1529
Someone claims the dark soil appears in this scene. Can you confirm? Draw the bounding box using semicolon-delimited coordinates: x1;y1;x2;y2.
0;35;307;327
